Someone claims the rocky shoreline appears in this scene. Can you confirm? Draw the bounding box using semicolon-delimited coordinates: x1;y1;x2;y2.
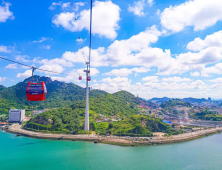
5;125;222;146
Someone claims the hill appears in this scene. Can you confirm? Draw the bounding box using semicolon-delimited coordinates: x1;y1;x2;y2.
0;85;5;91
25;92;178;136
0;76;107;114
149;97;174;103
160;99;191;116
160;99;191;109
0;77;153;115
181;98;207;103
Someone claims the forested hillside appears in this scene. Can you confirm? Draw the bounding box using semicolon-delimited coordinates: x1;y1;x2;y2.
0;76;107;114
160;99;191;109
25;92;177;136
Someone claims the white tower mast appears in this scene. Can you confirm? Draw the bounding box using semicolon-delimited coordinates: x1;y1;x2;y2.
84;0;93;132
84;63;90;132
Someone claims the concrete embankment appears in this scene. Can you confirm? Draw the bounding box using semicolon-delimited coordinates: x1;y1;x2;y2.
6;125;222;146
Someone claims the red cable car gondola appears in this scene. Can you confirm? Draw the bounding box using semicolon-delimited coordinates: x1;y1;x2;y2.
79;75;82;80
26;67;47;101
26;81;47;101
87;76;91;81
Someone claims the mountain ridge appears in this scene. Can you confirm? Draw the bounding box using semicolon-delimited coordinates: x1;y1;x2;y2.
0;76;144;115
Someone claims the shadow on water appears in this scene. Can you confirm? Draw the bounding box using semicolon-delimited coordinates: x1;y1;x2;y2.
18;141;49;146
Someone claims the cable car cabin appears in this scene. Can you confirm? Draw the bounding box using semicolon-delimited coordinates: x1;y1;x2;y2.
79;76;82;80
26;82;47;101
87;76;91;81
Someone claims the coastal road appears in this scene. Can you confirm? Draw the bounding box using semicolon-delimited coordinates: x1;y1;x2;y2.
178;120;222;128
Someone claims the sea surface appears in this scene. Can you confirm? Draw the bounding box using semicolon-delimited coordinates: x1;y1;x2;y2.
1;129;222;170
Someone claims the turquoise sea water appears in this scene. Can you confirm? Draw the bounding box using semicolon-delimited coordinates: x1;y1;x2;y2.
1;130;222;170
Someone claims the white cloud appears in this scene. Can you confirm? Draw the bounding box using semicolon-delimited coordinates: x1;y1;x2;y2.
91;76;207;98
143;80;206;90
32;37;52;43
187;31;222;51
61;2;71;10
37;64;64;75
209;78;222;83
176;47;222;66
0;77;6;82
63;46;107;67
62;25;188;75
92;77;132;93
62;25;166;69
104;68;133;77
88;68;100;76
36;58;73;67
160;0;222;33
74;2;85;11
51;68;99;83
162;76;192;82
211;83;221;89
52;1;120;39
49;1;85;11
5;64;17;69
40;45;51;50
17;70;32;78
132;67;150;73
190;80;206;89
76;38;86;44
0;2;14;23
128;0;145;17
142;76;159;82
61;24;222;76
49;2;62;10
104;67;149;76
156;9;160;16
128;0;155;16
190;71;200;77
16;55;30;62
147;0;155;7
0;45;11;53
201;63;222;77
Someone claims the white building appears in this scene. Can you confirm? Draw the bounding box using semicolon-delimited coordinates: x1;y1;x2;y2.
8;109;25;123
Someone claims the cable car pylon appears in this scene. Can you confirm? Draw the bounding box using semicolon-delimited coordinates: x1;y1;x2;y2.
83;0;93;133
84;62;90;132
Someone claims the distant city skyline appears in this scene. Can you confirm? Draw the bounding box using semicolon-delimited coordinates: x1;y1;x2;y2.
1;0;222;99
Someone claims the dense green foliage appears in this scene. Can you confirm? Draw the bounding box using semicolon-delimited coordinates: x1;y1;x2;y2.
160;99;191;115
193;109;222;121
24;92;176;136
0;76;107;115
160;99;191;109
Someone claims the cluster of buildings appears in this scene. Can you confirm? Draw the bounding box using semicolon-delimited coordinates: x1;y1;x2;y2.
0;108;50;125
1;108;47;124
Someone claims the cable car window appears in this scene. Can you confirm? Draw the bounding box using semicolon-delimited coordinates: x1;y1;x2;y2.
27;84;44;94
43;83;47;93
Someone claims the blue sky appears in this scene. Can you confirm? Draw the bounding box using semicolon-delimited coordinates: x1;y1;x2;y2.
1;0;222;99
